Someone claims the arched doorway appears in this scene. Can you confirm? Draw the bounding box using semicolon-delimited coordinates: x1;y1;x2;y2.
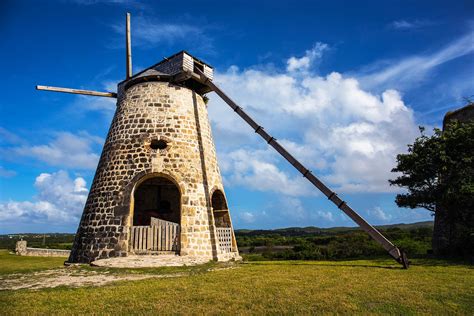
211;190;233;254
129;176;181;254
211;190;230;228
133;177;180;226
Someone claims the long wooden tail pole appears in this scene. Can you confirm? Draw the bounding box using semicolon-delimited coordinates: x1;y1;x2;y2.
193;68;409;268
36;85;117;98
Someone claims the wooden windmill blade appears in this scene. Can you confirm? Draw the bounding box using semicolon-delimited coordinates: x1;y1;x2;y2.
36;85;117;98
35;12;133;98
192;67;410;269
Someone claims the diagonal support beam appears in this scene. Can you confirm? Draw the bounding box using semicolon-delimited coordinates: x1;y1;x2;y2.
36;85;117;98
192;68;409;269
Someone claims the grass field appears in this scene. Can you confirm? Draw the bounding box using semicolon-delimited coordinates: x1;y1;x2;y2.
0;250;472;315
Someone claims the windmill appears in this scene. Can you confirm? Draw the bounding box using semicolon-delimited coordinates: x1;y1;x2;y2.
37;13;409;268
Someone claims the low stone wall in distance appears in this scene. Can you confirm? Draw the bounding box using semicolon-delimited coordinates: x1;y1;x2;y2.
15;240;70;257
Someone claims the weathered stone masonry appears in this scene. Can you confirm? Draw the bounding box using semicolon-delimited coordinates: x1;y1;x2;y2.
69;78;239;263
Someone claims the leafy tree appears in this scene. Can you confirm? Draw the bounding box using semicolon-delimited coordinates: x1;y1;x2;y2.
389;122;473;212
390;119;474;257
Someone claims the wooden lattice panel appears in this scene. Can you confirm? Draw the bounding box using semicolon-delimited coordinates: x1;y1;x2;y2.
216;227;233;253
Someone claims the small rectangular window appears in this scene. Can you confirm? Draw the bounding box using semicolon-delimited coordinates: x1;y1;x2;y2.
193;62;204;74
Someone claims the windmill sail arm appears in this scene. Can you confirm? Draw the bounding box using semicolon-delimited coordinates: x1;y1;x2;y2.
36;85;117;98
193;68;409;268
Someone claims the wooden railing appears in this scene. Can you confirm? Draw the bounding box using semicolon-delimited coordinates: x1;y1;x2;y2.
216;227;233;253
129;220;180;254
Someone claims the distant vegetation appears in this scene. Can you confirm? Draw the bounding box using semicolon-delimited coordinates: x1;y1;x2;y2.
0;233;75;250
0;222;434;261
236;221;433;261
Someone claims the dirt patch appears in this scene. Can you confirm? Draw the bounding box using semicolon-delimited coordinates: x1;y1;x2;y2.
0;256;240;291
91;254;211;268
0;267;184;291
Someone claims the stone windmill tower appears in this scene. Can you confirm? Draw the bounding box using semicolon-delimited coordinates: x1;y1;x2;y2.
38;14;239;263
39;13;410;268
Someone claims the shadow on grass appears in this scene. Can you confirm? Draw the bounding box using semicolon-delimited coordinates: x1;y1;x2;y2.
409;258;473;267
242;257;472;270
243;260;402;270
83;260;234;276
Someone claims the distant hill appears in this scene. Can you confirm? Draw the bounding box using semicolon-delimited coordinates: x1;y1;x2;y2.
0;221;434;238
235;221;434;236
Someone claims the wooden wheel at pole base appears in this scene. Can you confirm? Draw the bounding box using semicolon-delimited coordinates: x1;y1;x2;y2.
400;251;410;269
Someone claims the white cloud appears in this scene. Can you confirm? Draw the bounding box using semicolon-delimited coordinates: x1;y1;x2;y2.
9;132;102;170
110;16;214;53
232;196;341;228
102;80;119;93
0;170;88;224
0;127;24;145
359;31;474;91
0;166;16;178
220;148;316;197
316;211;334;222
287;42;328;72
278;197;307;220
239;211;256;224
209;60;419;193
390;19;433;30
75;94;116;114
62;79;119;121
368;206;392;222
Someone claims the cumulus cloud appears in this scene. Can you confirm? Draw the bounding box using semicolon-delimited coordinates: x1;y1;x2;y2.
0;171;88;225
286;42;328;72
209;56;419;193
220;148;316;197
8;132;102;170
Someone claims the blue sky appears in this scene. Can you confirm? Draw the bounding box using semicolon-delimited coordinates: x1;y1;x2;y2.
0;0;473;233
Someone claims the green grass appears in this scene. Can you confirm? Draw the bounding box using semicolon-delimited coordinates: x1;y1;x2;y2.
0;250;472;315
0;250;65;275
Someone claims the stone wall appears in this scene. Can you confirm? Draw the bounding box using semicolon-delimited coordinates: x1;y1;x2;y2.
443;103;474;129
15;241;70;257
433;103;474;256
69;81;239;263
